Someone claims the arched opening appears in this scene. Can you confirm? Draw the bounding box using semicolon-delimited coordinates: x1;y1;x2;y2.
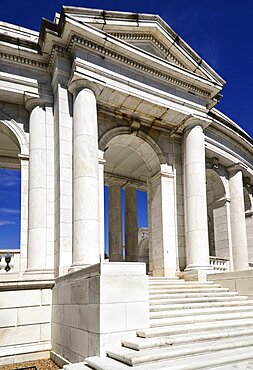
0;122;21;251
206;169;228;258
100;130;175;276
103;134;157;267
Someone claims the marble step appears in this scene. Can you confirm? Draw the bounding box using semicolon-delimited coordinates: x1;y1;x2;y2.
149;295;248;305
210;361;253;369
86;346;253;370
107;336;253;366
149;277;179;280
149;287;229;294
149;281;217;286
150;299;253;311
149;284;222;289
122;326;253;351
149;291;239;300
150;304;253;319
150;310;253;327
137;317;253;338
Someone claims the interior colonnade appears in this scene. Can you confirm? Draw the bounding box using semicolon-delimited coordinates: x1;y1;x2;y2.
107;179;139;262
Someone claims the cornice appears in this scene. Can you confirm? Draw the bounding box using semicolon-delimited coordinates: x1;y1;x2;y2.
0;50;47;70
48;44;68;67
0;43;67;72
0;33;213;100
68;35;211;99
109;32;186;69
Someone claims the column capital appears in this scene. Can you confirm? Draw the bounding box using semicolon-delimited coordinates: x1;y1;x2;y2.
125;183;139;190
68;71;102;98
106;176;124;187
227;162;248;173
24;92;53;112
183;116;212;133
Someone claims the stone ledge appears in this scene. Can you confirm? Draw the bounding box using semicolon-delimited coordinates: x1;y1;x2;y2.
0;279;55;291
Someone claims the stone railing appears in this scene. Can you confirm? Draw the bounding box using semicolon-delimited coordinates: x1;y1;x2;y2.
209;256;230;272
0;249;20;273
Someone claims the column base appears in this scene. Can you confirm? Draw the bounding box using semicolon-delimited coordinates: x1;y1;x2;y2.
182;265;213;281
68;262;91;273
109;254;123;262
23;268;55;280
152;267;177;278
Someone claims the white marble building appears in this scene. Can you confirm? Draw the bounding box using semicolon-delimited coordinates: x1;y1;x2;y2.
0;6;253;369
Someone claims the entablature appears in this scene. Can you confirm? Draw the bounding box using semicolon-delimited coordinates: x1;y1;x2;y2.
69;63;209;132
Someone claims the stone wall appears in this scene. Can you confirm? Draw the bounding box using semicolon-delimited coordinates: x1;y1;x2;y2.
51;262;149;365
0;279;53;365
207;270;253;300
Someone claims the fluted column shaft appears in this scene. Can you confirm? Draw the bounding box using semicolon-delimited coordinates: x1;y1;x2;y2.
109;184;123;261
184;123;211;273
72;88;100;266
125;186;138;262
228;166;249;270
27;106;47;271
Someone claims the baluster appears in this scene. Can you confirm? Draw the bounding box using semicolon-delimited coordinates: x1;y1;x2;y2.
5;254;11;272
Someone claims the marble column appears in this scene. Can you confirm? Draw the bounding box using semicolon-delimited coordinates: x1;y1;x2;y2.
72;87;100;267
109;182;123;262
27;105;47;272
184;122;212;278
125;185;138;262
18;154;29;273
228;165;249;270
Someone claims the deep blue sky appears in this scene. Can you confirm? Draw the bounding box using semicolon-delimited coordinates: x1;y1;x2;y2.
0;1;252;250
1;0;252;138
0;170;21;249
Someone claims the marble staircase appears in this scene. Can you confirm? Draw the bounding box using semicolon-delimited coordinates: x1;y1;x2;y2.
85;277;253;369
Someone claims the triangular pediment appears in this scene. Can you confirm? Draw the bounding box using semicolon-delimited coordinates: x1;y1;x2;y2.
107;33;186;69
59;7;225;87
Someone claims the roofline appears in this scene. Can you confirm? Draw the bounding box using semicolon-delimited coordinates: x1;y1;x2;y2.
208;108;253;146
60;6;226;86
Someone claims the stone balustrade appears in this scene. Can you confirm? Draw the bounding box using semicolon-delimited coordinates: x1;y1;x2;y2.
0;249;20;273
209;256;230;272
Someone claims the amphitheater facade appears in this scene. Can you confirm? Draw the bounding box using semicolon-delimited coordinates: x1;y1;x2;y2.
0;7;253;369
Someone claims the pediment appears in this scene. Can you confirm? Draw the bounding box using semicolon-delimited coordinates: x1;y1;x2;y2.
60;7;225;87
108;34;186;69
